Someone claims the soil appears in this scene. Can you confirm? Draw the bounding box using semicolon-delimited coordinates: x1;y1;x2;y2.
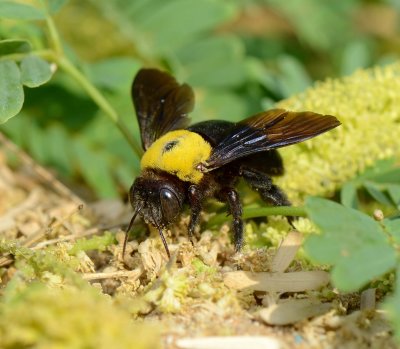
0;138;397;349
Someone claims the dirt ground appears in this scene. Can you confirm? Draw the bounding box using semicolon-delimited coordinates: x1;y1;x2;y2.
0;137;398;349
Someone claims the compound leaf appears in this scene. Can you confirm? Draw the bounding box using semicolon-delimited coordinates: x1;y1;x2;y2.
304;197;397;291
0;60;24;123
20;55;53;88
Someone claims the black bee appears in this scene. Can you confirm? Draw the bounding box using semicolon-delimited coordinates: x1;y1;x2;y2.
123;68;340;257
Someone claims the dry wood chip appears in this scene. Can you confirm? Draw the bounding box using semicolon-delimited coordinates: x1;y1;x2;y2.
259;299;333;325
271;231;303;273
81;268;142;281
223;270;330;292
360;288;376;310
138;238;167;275
176;336;282;349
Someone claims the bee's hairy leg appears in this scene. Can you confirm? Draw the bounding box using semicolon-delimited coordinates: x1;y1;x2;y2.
241;168;291;206
188;185;203;245
218;188;244;252
241;168;295;225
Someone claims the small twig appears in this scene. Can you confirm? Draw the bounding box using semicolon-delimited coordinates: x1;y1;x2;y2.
81;268;142;281
31;227;101;249
0;132;85;206
21;204;84;248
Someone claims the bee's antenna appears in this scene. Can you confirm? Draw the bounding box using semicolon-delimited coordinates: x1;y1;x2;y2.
157;226;171;259
122;205;142;258
150;211;171;258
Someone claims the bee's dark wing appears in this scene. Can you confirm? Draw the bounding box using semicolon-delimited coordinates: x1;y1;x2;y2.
204;109;341;171
132;68;194;150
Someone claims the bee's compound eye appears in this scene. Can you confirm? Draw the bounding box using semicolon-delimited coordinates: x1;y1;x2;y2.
160;188;180;223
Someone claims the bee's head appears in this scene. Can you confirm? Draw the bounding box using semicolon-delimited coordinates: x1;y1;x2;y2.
129;171;186;229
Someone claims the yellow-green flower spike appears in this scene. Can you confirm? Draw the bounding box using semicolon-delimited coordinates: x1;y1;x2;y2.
276;63;400;204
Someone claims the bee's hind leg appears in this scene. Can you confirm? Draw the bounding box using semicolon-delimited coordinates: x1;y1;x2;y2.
241;168;295;225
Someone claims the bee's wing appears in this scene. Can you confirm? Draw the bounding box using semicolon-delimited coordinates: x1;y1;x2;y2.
132;68;194;150
203;109;341;172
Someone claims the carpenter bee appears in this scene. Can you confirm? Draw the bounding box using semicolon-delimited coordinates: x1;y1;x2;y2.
123;68;340;257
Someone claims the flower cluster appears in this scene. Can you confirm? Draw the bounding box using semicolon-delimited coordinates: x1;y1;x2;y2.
275;63;400;204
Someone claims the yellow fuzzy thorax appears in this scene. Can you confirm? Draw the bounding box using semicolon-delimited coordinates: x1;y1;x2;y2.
140;130;212;183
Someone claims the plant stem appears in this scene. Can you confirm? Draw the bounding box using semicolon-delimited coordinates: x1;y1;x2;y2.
56;56;143;157
45;15;63;55
243;206;307;219
206;205;307;228
39;6;143;158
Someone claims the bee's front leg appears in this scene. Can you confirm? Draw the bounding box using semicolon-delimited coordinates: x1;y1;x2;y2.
217;188;244;252
187;185;203;245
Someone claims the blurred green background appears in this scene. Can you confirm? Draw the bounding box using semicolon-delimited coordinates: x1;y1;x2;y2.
1;0;399;199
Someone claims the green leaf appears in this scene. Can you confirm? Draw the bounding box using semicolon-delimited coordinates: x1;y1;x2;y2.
46;125;73;177
0;112;27;146
305;197;381;243
47;0;68;14
191;90;247;123
340;182;358;208
304;197;397;291
247;58;280;95
356;158;399;182
73;140;119;198
276;55;312;96
364;181;393;206
0;60;24;123
20;55;53;88
0;39;31;56
267;0;354;51
384;266;400;342
384;218;400;245
115;163;135;189
0;1;45;20
341;40;371;76
134;0;236;54
26;121;48;163
387;184;400;207
177;36;247;88
346;158;400;206
331;243;396;291
371;168;400;184
86;57;141;92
